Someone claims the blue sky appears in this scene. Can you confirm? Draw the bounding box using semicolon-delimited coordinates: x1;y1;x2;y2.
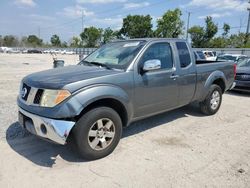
0;0;249;42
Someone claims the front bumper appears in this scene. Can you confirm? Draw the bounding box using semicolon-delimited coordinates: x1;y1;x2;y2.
18;108;75;145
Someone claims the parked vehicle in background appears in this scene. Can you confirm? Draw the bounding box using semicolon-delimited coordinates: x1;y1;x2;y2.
194;50;206;60
17;39;235;160
233;58;250;92
203;50;217;61
0;47;15;53
217;54;247;63
43;49;51;54
27;49;42;54
61;50;75;55
6;48;20;54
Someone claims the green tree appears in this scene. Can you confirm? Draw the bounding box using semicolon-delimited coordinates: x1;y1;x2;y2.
70;36;81;47
188;16;218;47
50;34;61;47
230;33;250;48
204;16;218;46
103;28;117;44
222;23;230;37
3;35;19;47
209;37;228;48
61;41;68;48
155;8;184;38
188;26;205;47
80;27;102;47
120;15;153;38
20;36;28;47
27;35;43;47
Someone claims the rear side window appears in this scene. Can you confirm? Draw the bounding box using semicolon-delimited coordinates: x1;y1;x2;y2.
140;43;173;70
176;42;191;68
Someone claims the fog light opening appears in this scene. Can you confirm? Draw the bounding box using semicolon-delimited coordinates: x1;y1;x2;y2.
40;124;47;135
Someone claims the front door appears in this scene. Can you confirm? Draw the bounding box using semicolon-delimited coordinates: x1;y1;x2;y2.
134;42;179;118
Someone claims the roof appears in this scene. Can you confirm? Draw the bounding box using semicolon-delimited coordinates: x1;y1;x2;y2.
113;38;187;43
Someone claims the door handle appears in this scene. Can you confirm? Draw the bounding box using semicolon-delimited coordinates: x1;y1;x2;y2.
170;75;179;79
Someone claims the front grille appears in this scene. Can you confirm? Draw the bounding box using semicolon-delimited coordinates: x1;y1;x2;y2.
20;83;43;106
33;89;44;104
21;83;31;101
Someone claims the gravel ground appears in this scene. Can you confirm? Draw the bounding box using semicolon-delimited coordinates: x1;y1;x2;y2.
0;53;250;188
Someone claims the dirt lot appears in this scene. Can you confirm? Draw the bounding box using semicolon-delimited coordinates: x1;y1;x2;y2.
0;53;249;188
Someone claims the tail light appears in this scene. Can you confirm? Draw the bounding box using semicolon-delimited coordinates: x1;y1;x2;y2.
233;63;237;80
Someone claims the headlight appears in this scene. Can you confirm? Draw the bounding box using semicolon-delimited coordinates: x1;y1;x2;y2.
40;89;71;107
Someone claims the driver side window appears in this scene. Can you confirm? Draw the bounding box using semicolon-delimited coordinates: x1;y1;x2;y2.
140;42;173;70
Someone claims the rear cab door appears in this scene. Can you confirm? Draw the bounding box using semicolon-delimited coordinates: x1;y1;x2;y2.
174;41;197;106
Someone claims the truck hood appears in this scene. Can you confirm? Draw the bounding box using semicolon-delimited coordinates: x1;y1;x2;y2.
23;65;122;89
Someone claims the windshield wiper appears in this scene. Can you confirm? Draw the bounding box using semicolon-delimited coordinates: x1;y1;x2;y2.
81;60;112;70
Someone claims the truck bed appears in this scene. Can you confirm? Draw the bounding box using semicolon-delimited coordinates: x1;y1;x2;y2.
193;60;235;102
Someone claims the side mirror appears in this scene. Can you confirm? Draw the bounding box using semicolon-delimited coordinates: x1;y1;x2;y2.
142;59;161;72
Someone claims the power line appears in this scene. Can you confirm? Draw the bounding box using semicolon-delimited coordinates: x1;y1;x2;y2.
218;25;247;30
39;0;168;32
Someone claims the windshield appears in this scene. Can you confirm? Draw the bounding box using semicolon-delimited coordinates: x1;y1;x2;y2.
238;58;250;67
79;40;146;70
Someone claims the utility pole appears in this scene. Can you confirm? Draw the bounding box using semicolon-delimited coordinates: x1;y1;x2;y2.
38;26;40;38
186;12;191;41
239;18;242;33
81;10;84;32
245;1;250;46
246;5;250;35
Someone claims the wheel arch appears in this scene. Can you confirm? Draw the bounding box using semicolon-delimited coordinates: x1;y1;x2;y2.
71;85;133;127
202;71;226;99
76;97;129;128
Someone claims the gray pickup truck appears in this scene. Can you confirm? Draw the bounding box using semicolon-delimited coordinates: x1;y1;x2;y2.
17;39;235;160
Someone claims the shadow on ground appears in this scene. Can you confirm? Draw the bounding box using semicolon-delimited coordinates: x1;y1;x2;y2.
6;104;203;167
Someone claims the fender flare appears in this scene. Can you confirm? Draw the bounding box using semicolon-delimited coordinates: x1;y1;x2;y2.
201;71;226;100
61;84;133;121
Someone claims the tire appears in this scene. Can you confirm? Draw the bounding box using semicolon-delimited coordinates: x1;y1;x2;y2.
200;84;222;115
73;107;122;160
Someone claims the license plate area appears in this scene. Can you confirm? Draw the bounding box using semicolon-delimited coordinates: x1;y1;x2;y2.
18;111;37;134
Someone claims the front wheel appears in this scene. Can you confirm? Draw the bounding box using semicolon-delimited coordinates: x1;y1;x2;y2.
200;84;222;115
73;107;122;160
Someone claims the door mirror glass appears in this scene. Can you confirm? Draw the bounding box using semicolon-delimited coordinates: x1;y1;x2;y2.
143;59;161;72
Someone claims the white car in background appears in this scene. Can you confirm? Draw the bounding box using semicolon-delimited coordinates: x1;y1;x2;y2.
202;50;217;61
61;50;75;55
0;47;12;53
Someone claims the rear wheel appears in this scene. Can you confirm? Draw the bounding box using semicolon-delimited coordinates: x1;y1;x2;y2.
73;107;122;160
200;84;222;115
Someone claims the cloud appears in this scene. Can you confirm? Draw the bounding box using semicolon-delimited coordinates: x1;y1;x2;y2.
59;5;95;18
198;12;232;19
29;14;56;21
187;0;248;11
77;0;127;4
94;17;123;26
15;0;36;7
123;2;150;9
